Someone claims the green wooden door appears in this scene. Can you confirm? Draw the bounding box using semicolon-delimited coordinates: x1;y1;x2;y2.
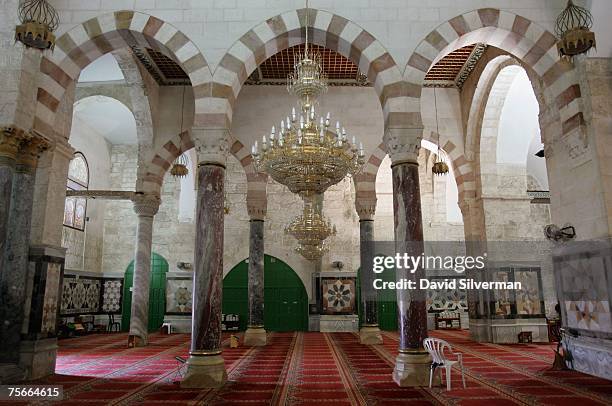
222;260;249;330
222;255;308;331
377;265;398;331
121;252;169;332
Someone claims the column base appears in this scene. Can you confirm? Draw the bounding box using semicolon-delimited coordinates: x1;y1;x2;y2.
392;350;437;387
180;354;227;388
19;338;58;380
243;327;267;346
359;326;383;345
127;334;147;348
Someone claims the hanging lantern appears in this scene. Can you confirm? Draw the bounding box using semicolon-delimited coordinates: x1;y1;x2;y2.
555;0;596;59
170;154;189;178
432;157;449;176
431;88;449;176
15;0;60;50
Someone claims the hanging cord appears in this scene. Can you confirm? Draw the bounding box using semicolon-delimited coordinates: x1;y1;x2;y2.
434;88;440;152
305;0;309;57
179;84;186;135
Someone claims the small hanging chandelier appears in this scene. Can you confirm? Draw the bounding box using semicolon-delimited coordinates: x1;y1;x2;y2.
431;88;449;176
170;154;189;178
285;199;336;261
15;0;59;50
251;0;365;198
170;86;189;179
555;0;596;59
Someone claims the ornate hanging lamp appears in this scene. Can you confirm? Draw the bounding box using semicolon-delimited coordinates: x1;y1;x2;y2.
555;0;596;60
170;154;189;178
251;0;365;198
170;86;189;179
285;199;337;261
431;88;449;176
15;0;59;50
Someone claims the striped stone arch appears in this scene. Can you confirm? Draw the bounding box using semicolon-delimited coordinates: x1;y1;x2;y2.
464;55;521;163
141;131;263;193
355;131;475;205
34;10;211;143
405;8;583;142
206;7;415;165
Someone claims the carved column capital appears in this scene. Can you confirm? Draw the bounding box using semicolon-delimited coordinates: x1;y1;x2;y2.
247;201;267;220
383;127;422;165
132;194;161;217
17;132;51;170
247;181;267;220
192;128;229;167
356;198;377;221
0;126;29;162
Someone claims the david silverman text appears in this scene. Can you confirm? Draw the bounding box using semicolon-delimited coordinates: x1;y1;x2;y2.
373;278;522;290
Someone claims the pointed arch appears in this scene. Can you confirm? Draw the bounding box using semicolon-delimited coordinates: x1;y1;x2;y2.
205;8;414;168
34;11;211;142
405;8;583;143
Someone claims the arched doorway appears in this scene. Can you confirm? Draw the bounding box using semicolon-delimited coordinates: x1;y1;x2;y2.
223;255;308;331
121;252;169;332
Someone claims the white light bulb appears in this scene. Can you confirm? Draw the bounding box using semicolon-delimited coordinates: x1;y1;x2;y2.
271;125;275;135
292;107;296;120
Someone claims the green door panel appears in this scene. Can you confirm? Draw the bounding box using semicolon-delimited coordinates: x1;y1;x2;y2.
377;265;398;331
357;264;398;331
121;252;169;332
222;255;307;331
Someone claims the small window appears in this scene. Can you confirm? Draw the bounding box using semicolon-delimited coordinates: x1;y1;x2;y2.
64;153;89;231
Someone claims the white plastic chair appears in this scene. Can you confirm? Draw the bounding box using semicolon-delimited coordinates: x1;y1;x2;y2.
424;337;466;391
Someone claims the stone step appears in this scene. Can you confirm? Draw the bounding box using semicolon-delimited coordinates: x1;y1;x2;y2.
0;363;26;384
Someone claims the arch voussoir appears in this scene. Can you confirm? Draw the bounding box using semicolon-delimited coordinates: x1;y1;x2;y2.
211;8;409;134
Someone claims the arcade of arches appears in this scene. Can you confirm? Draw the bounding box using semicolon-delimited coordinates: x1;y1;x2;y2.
0;1;611;404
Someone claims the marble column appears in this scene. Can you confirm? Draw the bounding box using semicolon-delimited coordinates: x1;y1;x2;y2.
244;193;267;346
384;128;434;387
0;128;23;277
0;131;48;364
181;129;228;388
127;194;160;347
458;199;488;321
356;199;383;344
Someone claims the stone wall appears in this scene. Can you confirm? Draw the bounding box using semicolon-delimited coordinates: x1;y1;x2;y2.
93;86;466;300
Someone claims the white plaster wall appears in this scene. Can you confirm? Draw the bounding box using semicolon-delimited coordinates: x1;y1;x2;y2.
62;115;112;272
496;69;548;190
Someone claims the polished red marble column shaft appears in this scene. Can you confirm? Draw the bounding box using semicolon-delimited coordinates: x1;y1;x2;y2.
191;163;225;353
392;161;427;350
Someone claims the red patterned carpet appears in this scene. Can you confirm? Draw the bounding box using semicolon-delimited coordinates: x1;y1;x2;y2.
5;330;610;405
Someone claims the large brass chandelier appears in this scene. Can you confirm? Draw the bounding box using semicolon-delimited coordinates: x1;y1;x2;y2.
251;0;364;260
285;201;337;261
251;2;365;197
